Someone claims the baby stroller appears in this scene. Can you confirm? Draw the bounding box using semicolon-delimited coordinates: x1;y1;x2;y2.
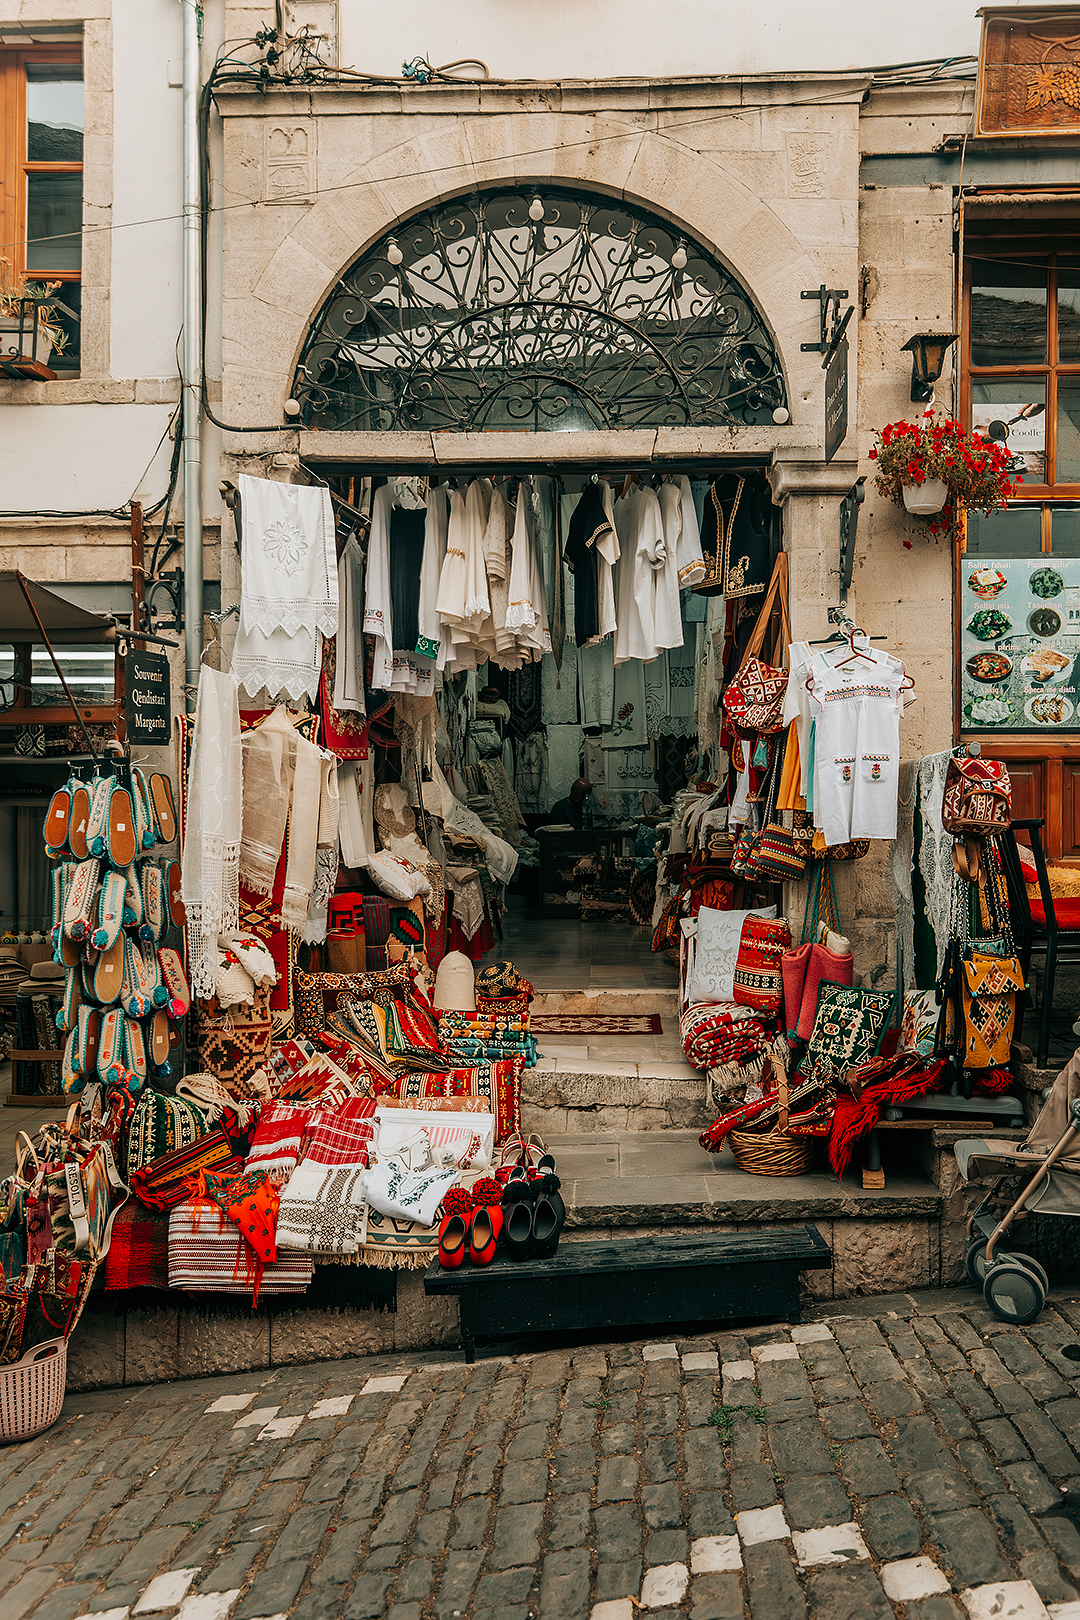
954;1049;1080;1324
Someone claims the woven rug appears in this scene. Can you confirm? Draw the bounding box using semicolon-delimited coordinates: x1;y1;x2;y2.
531;1014;663;1034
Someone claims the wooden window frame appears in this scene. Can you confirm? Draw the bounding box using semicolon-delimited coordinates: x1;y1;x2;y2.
0;45;83;289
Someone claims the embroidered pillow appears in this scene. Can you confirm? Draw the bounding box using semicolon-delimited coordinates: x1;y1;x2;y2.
374;1105;494;1171
798;983;895;1081
899;988;940;1058
732;916;791;1018
366;852;430;902
687;906;778;1005
294;963;414;1037
391;1061;521;1147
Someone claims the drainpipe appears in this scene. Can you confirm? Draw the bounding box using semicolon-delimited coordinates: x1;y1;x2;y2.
181;0;203;702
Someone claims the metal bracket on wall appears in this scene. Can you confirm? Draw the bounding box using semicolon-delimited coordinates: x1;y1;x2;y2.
836;477;867;606
801;285;850;353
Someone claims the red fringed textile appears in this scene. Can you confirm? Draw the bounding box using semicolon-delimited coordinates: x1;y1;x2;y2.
828;1058;948;1175
699;1071;834;1153
972;1067;1014;1096
104;1202;170;1290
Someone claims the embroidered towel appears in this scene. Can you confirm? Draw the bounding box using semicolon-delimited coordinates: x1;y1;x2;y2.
181;666;242;1001
233;475;337;701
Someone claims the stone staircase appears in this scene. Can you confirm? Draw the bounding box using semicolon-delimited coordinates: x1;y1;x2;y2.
522;987;706;1135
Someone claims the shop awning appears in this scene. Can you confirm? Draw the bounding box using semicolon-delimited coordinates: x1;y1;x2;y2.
0;572;117;645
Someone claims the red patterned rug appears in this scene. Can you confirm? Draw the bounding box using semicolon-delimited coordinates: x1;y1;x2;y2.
531;1014;663;1034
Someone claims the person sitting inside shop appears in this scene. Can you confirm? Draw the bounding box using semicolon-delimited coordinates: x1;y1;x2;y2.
549;777;593;829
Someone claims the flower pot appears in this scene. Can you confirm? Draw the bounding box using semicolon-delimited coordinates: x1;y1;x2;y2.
902;477;947;516
0;315;54;367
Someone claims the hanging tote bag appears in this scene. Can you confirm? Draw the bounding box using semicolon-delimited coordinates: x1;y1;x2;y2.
960;951;1025;1070
722;553;792;739
753;761;808;882
941;756;1012;836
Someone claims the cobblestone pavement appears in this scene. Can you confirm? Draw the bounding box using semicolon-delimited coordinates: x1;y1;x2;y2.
9;1296;1080;1620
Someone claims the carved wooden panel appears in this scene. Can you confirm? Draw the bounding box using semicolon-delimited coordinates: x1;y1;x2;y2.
978;10;1080;137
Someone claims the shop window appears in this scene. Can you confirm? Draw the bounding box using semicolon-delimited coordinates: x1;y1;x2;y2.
0;48;83;374
0;643;114;714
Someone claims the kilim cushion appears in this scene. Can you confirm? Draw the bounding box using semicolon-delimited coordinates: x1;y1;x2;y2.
195;986;273;1086
732;915;791;1018
390;1061;522;1147
126;1089;210;1180
798;983;895;1082
294;963;413;1037
680;1003;765;1071
899;988;939;1058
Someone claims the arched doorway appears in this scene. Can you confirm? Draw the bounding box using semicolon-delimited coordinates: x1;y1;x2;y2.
291;186;786;433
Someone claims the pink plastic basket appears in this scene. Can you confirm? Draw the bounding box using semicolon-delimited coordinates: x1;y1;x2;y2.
0;1339;67;1444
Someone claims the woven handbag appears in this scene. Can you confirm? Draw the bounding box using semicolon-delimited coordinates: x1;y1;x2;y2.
754;765;808;881
942;756;1012;836
722;554;791;738
808;829;870;862
195;985;273;1086
960;950;1025;1069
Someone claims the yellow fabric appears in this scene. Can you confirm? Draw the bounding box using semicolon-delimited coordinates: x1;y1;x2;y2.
776;722;803;812
1026;861;1080;901
961;951;1024;1069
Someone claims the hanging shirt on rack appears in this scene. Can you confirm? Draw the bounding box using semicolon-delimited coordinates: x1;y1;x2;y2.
364;482;435;694
563;482;607;647
333;530;366;715
416;484;449;663
613;485;666;665
809;643;906;844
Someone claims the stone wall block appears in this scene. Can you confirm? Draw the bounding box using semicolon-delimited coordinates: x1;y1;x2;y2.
125;1308;179;1384
831;1217;930;1296
270;1306;395;1367
251;234;337;320
65;1310;125;1392
177;1311;270;1377
394;1270;460;1350
662;106;762;152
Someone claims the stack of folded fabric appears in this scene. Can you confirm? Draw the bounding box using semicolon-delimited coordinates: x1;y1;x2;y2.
680;1002;767;1074
437;1012;538;1068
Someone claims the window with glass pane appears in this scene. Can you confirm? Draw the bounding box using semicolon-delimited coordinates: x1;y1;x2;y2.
966;504;1042;555
970;379;1048;486
1051;507;1080;555
29;647;113;707
970;261;1047;366
1;51;83;377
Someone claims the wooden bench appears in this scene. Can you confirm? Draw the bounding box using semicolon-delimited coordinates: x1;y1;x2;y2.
424;1225;832;1362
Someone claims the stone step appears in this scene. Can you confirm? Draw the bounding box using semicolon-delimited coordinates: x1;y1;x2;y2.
530;988;680;1017
522;1064;707;1134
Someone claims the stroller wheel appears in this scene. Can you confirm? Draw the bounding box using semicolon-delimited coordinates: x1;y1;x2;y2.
966;1238;996;1286
983;1262;1046;1325
1011;1253;1050;1293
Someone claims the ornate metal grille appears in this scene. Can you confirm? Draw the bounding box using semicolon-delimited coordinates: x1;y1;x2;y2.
292;187;786;433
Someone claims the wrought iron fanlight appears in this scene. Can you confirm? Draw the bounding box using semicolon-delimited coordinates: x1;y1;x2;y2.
291;187;787;433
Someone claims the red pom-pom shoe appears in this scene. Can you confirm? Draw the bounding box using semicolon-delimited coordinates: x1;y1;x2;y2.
438;1214;468;1269
468;1205;502;1266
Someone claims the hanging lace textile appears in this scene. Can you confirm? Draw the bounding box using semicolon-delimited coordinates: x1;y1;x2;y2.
338;757;375;868
333;531;366;715
232;475;337;701
281;736;324;935
303;751;341;945
181;666;243;1000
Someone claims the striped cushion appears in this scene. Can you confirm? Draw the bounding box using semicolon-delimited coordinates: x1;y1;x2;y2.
168;1198;312;1294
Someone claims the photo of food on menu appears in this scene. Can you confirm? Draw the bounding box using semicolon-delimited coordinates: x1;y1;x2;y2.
962;558;1080;732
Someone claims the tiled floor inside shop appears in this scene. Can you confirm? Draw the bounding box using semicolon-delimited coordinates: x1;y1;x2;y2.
479;901;680;994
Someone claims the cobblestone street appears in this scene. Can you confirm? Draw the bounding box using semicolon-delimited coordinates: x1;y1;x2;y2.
7;1292;1080;1619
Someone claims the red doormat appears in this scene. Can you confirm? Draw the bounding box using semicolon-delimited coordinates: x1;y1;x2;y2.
530;1014;663;1034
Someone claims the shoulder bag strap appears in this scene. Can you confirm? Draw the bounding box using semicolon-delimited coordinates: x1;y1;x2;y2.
739;553;788;668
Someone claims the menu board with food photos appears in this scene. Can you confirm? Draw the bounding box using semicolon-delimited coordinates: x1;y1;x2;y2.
962;558;1080;733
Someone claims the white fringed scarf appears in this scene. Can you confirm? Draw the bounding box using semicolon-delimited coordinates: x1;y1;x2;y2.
239;707;297;897
181;666;243;1000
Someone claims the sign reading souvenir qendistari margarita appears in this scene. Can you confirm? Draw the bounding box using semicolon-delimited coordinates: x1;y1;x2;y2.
977;7;1080;137
962;557;1080;733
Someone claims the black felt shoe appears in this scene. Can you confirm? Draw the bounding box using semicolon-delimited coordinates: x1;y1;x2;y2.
530;1196;564;1259
504;1201;534;1260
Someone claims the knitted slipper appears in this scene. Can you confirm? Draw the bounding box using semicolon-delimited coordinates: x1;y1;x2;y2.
126;1016;147;1082
79;952;98;1004
63;858;101;944
139;862;163;943
93;931;125;1004
57;963;82;1037
149;1008;171;1073
148;773;177;844
141;942;169;1008
96;1008;127;1084
125;940;167;1018
74;1004;101;1077
131;770;156;851
124;863;144;932
68;780;91;861
61;1027;85;1095
85;775;112;858
91;868;128;952
157;947;190;1019
50;861;77;963
164;860;185;927
107;783;137;870
44;781;72;857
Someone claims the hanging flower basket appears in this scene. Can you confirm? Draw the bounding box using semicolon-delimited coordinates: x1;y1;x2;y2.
870;411;1020;542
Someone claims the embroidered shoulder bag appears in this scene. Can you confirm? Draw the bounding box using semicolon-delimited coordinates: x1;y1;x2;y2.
722;553;791;738
941;756;1012;836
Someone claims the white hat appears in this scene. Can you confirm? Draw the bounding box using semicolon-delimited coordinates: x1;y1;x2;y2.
432;950;476;1012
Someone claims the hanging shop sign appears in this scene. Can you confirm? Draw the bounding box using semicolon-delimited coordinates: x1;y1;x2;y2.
977;8;1080;137
961;555;1080;733
824;336;849;466
124;649;171;746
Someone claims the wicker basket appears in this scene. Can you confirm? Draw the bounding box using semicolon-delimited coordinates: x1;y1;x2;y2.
728;1128;815;1176
728;1061;815;1176
0;1339;67;1445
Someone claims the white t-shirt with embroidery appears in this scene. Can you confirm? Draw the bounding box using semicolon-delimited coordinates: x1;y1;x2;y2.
808;645;905;844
